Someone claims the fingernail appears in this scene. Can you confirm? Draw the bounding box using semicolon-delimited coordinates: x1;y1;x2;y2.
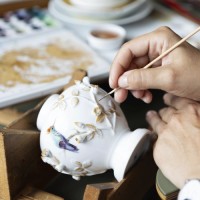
109;77;115;89
143;96;151;104
163;93;168;101
146;110;156;118
118;75;128;88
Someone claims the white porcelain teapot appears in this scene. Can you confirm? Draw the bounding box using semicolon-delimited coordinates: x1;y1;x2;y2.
37;77;151;181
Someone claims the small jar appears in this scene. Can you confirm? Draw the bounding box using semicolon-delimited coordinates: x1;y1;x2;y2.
69;0;129;10
87;24;126;51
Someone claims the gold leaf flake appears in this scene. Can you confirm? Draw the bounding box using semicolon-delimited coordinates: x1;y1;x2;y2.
85;124;96;129
93;106;102;116
72;122;101;142
74;167;84;172
70;97;79;107
75;135;86;143
107;100;120;116
93;105;107;123
96;114;105;123
75;161;82;167
41;149;52;158
93;105;106;122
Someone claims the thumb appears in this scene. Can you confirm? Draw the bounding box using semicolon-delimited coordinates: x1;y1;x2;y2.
118;66;173;91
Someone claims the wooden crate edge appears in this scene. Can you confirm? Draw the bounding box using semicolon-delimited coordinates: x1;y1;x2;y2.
0;132;10;200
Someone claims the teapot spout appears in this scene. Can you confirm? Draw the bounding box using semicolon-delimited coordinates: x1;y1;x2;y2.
109;128;151;182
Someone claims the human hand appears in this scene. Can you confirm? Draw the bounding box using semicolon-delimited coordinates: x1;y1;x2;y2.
146;93;200;188
109;26;200;103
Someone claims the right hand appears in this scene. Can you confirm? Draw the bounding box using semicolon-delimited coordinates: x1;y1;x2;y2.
109;26;200;103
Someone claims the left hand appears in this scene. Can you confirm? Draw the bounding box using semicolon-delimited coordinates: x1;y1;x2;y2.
146;93;200;189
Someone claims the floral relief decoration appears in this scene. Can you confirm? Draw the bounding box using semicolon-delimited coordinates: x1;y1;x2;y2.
68;122;102;143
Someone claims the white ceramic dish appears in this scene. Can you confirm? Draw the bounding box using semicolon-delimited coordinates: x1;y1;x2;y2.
0;28;109;108
49;1;153;26
52;0;149;20
87;24;126;50
69;0;130;10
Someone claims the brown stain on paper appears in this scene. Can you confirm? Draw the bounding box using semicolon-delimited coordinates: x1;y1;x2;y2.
0;43;93;87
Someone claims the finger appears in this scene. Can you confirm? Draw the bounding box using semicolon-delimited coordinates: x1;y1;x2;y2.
118;66;173;91
150;132;158;144
159;107;176;123
109;32;160;89
109;53;151;89
163;93;194;110
109;44;134;89
146;110;166;135
133;55;150;68
151;132;158;141
141;90;153;103
145;131;158;150
131;90;145;99
114;88;128;103
109;26;181;89
131;90;153;103
126;56;149;73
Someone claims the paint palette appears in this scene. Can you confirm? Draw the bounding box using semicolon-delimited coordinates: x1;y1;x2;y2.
0;28;109;108
0;7;61;42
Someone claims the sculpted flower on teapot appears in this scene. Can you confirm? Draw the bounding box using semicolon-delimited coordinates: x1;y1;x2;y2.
37;77;151;181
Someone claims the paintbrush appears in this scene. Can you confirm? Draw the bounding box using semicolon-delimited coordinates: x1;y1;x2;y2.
99;26;200;101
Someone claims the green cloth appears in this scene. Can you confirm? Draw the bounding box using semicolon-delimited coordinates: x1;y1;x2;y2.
156;169;179;196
